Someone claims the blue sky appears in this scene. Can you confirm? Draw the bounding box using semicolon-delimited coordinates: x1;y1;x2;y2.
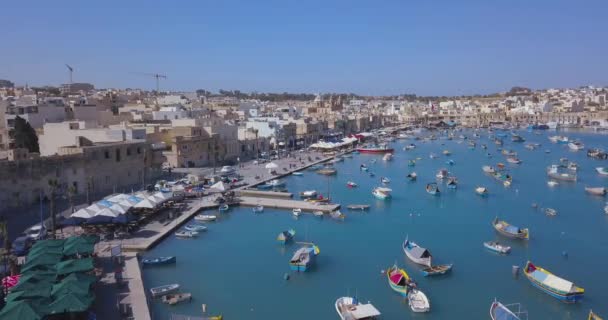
1;0;607;95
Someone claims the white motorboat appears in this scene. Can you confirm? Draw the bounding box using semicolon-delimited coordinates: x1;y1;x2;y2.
175;230;198;238
547;181;559;187
194;214;217;222
300;190;318;198
150;283;180;298
380;177;390;184
372;187;392;200
335;296;381;320
252;205;264;213
382;153;393;161
407;289;430;313
292;208;302;217
568;141;584;151
313;210;324;217
596;167;608;176
184;224;207;232
268;179;286;187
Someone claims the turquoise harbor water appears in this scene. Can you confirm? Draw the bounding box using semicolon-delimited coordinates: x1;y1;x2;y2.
143;130;608;319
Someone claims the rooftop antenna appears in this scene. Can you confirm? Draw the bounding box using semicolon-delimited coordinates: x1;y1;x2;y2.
65;64;73;93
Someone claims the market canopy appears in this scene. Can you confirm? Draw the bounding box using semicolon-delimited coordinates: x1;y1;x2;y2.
94;207;119;218
208;181;227;192
265;162;278;169
55;258;94;275
61;272;97;287
51;279;91;297
133;198;157;209
109;203;130;214
0;300;42;320
9;274;53;292
30;239;65;251
47;293;93;315
28;245;64;257
71;207;96;219
10;285;51;300
22;252;63;269
112;213;137;224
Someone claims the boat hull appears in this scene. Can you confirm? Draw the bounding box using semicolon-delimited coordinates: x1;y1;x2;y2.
357;148;394;154
523;262;584;303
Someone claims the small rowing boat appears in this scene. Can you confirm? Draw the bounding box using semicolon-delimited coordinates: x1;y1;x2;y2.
596;167;608;176
436;168;449;179
406;172;417;181
195;214;217;222
175;230;198;238
347;204;370;211
218;204;229;212
492;217;529;240
252;205;264;213
383;153;393;161
330;210;345;220
544;208;557;216
523;261;584;303
184;224;207;232
289;243;320;272
386;264;413;297
408;289;430;312
313;210;324;217
490;299;527;320
421;264;453;277
380;177;390;184
403;237;432;267
277;229;296;244
150;283;180;298
476;187;489;196
482;165;496;174
426;183;440;196
162;292;192;305
292;208;302;217
507;157;522;164
300;190;318;198
292;172;304;176
446;177;457;189
346;181;358;188
585;187;606;196
483;241;511;254
142;256;176;266
372;187;392;200
589;310;603;320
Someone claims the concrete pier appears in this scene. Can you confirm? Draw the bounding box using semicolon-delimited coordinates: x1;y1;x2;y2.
237;189;293;199
239;196;340;213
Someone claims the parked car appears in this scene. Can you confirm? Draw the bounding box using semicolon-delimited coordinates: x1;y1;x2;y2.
220;166;235;174
11;236;34;256
24;225;46;240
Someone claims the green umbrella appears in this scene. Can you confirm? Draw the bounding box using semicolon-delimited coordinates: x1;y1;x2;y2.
20;262;56;274
0;300;42;320
20;269;57;279
9;274;54;292
64;235;98;248
62;241;95;256
27;245;64;258
47;293;93;314
55;258;94;275
22;252;63;269
51;279;90;297
5;291;25;302
11;286;51;299
31;238;65;249
62;272;97;286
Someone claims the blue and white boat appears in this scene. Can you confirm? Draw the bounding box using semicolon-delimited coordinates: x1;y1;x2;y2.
142;256;176;266
184;224;208;232
289;243;320;272
483;241;511;254
372;187;392;200
277;229;296;244
523;261;584;303
490;299;527;320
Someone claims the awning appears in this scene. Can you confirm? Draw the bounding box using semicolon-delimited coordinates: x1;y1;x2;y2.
0;300;42;320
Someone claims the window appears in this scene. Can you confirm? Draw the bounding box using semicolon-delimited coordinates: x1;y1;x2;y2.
115;148;121;162
104;151;110;159
137;147;141;154
126;148;131;156
105;176;110;184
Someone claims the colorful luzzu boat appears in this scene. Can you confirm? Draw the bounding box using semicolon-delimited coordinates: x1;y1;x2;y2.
523;261;584;303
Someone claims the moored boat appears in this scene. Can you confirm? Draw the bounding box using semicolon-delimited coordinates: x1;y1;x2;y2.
523;261;584;303
346;181;358;188
268;179;286;187
372;187;392;200
585;187;607;196
406;172;417;181
382;153;393;161
408;159;416;167
317;168;338;175
357;144;394;154
589;310;603;320
292;208;302;217
252;205;264;213
289;243;320;272
386;264;413;297
596;167;608;176
442;150;451;156
335;296;381;320
476;187;489;196
142;256;176;266
403;237;432;267
300;190;318;198
277;229;296;244
407;289;430;313
421;264;453;277
380;177;390;184
347;204;370;210
175;230;198;238
292;172;304;176
330;210;345;220
313;210;324;217
151;283;180;298
507;157;522;164
184;224;208;232
426;183;440;195
218;204;229;212
547;165;576;182
483;165;496;174
446;177;457;189
483;241;511;254
544;208;557;216
492;217;529;240
162;292;192;305
195;214;217;222
490;299;527;320
568;141;584;151
436;168;449;179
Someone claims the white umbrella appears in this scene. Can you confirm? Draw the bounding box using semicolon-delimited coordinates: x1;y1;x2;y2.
95;208;120;218
109;203;130;214
71;207;96;219
116;199;134;208
85;203;105;213
265;162;279;169
106;193;129;203
134;198;156;209
209;181;227;192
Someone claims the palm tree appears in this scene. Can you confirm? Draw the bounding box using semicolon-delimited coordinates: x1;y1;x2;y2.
48;179;60;239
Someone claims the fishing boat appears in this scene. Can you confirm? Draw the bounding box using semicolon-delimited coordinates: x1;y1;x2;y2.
492;217;529;240
421;264;453;277
568;141;585;151
382;153;393;161
346;181;358;188
490;299;527;320
507;157;522;164
429;152;438;159
300;190;318;198
446;177;457;189
442;150;451;156
405;144;416;150
408;289;430;313
544;208;557;216
406;172;417;181
402;237;432;267
360;164;368;171
380;177;390;184
476;187;489;196
268;179;286;187
523;261;584;303
511;134;525;142
184;224;208;232
330;210;345;220
446;159;455;166
483;241;511;254
162;292;192;305
292;172;304;176
596;167;608;176
195;214;217;222
313;210;324;217
289;243;320;272
585;187;607;196
482;166;496;174
317;168;338;175
547;165;577;181
335;296;381;320
357;144;394;154
372;187;392;200
408;159;416;167
588;149;608;160
277;229;296;244
218;204;229;212
347;204;370;210
589;310;603;320
436;168;449;179
252;205;264;213
142;256;176;266
549;135;569;144
292;208;302;217
426;183;440;195
502;149;517;157
150;283;180;298
547;181;559;187
368;172;375;177
386;264;413;297
175;230;198;238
